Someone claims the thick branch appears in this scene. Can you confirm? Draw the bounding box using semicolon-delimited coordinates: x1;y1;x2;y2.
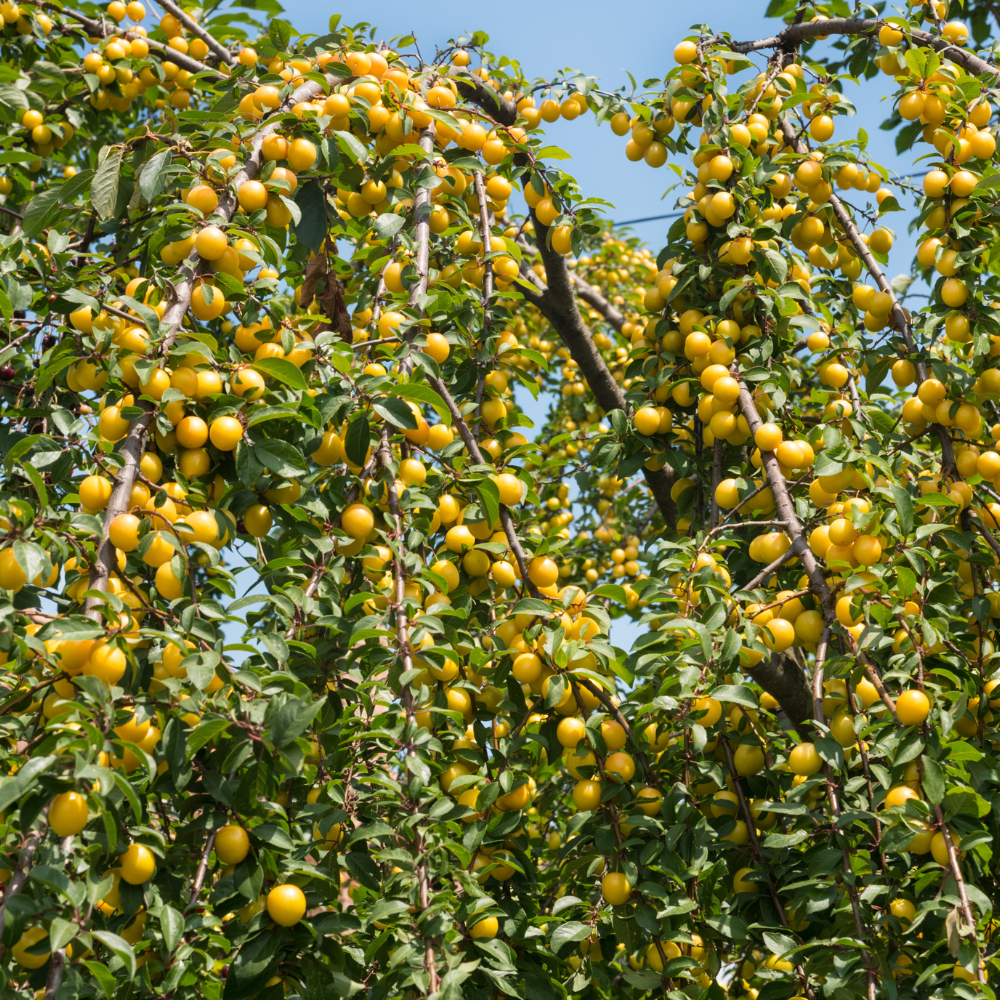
732;18;1000;84
84;405;154;620
472;170;494;437
749;652;814;730
572;273;626;329
454;74;518;125
527;215;677;526
407;126;436;309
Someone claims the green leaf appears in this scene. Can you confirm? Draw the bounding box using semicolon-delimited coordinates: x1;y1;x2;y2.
82;959;117;999
113;770;143;823
92;930;137;978
138;149;171;203
159;904;184;953
372;396;417;429
22;186;61;238
892;484;913;537
394;383;451;425
267;695;325;748
188;718;231;753
332;130;368;165
118;295;161;337
535;145;572;160
22;461;48;507
292;179;327;252
223;931;281;1000
254;439;308;478
344;414;370;467
183;651;223;691
253;357;309;391
252;822;294;850
0;84;28;110
279;193;301;226
35;353;78;394
922;756;945;804
762;829;810;849
268;16;292;50
709;684;758;709
92;146;124;221
476;476;500;527
371;213;406;241
550;920;592;953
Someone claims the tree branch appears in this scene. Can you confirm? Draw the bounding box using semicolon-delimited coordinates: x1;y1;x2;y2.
472;170;494;437
154;0;235;65
776;119;956;475
934;801;985;981
526;214;677;526
85;72;338;617
53;5;220;77
731;18;999;85
749;652;814;730
454;73;518;125
735;382;835;615
0;829;42;961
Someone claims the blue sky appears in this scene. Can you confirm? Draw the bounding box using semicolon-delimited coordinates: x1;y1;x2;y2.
246;2;928;651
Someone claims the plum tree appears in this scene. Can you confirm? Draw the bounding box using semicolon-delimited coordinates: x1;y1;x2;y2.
2;1;1000;999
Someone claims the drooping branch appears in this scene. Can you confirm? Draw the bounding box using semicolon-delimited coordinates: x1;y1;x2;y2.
934;801;985;981
387;145;539;597
719;737;818;1000
777;119;957;477
574;676;654;784
85;72;338;619
380;427;416;695
424;371;540;598
189;828;219;904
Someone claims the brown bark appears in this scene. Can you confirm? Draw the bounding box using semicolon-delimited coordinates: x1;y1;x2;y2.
522;215;678;527
300;255;352;340
749;652;814;730
732;18;1000;86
